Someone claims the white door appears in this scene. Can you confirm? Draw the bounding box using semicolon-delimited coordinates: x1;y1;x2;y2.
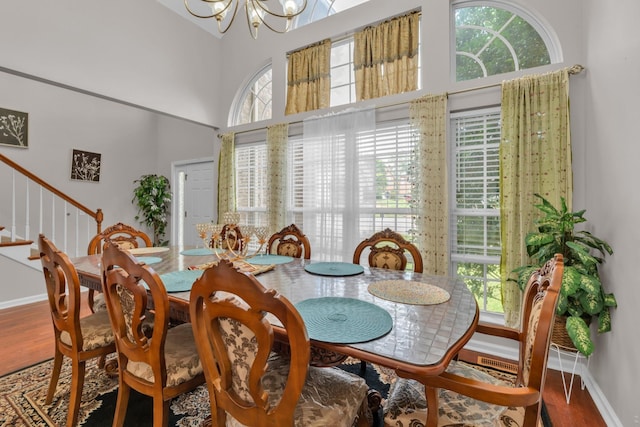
173;159;216;247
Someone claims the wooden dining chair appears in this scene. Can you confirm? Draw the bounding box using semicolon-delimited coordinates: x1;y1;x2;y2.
267;223;312;259
86;222;153;313
101;243;204;427
353;228;423;273
189;259;371;427
383;254;564;427
38;234;116;427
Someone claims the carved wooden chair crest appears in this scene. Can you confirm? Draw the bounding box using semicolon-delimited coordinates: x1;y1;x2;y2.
267;223;311;259
87;222;152;255
353;228;423;273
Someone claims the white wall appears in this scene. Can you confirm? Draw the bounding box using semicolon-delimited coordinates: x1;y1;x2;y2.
0;67;216;304
0;0;223;127
583;1;640;425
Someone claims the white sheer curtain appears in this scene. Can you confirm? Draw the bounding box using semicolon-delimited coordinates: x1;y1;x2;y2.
301;107;376;261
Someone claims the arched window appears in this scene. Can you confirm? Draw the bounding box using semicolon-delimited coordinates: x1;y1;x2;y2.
230;64;273;126
453;1;560;81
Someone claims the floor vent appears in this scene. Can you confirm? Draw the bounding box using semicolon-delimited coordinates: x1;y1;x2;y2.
476;356;518;374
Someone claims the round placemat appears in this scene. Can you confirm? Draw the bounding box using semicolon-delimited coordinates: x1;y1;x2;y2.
180;248;215;256
304;262;365;277
248;254;294;265
368;280;451;305
159;270;203;293
295;297;392;344
127;247;170;255
134;256;162;265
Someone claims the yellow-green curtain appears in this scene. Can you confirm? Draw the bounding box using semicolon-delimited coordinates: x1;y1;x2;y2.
354;11;419;101
285;40;331;115
266;123;288;233
500;68;573;326
217;132;235;222
410;94;449;276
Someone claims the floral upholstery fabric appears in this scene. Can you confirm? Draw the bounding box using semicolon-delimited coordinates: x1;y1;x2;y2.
126;323;203;387
277;241;300;257
370;250;403;270
217;318;368;427
523;297;543;385
384;361;527;427
59;310;114;351
92;292;108;312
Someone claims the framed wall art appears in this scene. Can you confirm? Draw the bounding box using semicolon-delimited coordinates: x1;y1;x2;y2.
0;107;28;148
70;149;101;182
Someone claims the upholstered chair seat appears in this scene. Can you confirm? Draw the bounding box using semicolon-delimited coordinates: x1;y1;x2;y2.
383;255;564;427
223;353;369;427
58;310;114;351
125;323;202;387
384;361;527;427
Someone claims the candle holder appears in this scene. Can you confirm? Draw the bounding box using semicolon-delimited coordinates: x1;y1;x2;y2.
195;213;271;261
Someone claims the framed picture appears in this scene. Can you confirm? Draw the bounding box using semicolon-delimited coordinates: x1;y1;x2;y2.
0;107;28;148
71;149;101;182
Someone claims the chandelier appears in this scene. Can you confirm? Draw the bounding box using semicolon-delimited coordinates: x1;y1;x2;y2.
184;0;307;39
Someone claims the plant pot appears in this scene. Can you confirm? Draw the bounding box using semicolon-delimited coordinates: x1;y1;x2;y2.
551;315;577;350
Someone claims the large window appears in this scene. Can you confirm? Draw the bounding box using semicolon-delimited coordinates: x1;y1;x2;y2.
235;142;268;226
289;119;416;260
454;2;556;81
231;65;273;126
234;118;417;261
450;108;502;313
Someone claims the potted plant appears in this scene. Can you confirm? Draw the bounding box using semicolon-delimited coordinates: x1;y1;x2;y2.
132;174;172;246
511;194;616;356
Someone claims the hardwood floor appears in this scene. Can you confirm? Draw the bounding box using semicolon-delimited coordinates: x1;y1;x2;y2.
0;298;606;426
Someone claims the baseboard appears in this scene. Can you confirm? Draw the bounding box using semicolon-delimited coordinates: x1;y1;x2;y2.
464;336;623;427
0;293;48;310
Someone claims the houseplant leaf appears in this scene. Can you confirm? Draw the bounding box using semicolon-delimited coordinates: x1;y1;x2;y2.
566;315;594;357
598;308;612;334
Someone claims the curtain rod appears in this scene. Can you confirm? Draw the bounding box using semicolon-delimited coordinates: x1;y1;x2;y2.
219;64;585;138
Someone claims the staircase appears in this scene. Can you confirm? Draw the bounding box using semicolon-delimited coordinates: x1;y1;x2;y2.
0;153;103;269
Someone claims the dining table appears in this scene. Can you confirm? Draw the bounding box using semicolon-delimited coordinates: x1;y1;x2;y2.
71;245;479;383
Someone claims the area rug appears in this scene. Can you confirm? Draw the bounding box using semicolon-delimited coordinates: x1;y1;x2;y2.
0;356;391;427
0;356;551;427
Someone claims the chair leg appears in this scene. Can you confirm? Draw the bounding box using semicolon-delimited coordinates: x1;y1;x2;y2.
112;379;131;427
97;354;106;369
360;359;367;376
46;348;64;404
153;398;170;427
66;359;86;427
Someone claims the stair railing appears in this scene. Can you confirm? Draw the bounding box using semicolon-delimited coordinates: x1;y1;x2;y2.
0;153;103;257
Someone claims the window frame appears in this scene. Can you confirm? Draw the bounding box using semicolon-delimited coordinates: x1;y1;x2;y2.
449;107;503;314
451;0;562;83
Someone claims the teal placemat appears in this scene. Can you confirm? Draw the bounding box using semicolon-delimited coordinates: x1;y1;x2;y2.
136;256;162;265
159;270;203;293
180;248;215;256
295;297;392;344
248;254;294;265
135;256;162;265
304;262;365;277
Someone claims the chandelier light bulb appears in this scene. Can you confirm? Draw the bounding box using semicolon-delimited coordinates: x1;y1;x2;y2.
210;0;229;19
185;0;307;38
